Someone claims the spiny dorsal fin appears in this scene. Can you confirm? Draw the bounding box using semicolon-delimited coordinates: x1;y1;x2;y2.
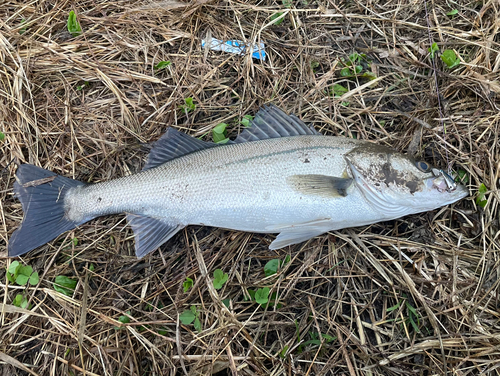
234;104;321;143
287;175;353;198
144;128;215;170
126;213;184;258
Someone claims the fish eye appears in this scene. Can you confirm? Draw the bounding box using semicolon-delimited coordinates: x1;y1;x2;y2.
416;161;431;172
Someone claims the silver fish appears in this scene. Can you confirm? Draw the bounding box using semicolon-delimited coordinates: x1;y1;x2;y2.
8;105;468;258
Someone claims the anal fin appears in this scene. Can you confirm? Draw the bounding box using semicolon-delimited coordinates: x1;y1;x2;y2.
127;214;184;258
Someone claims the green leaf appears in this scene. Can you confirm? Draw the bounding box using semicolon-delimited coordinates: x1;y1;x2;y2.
8;261;20;275
179;310;195;325
311;61;320;70
284;255;291;265
212;123;228;144
455;169;469;184
118;315;130;324
264;259;280;277
67;11;82;38
241;114;253;127
222;298;230;308
183;277;193;293
361;71;377;80
213;269;228;290
441;49;460;68
428;42;439;59
15;274;30;286
255;287;270;305
446;9;458;16
246;289;256;301
340;67;351;77
154;61;171;70
72;237;78;246
13;294;29;309
193;317;202;332
53;275;77;296
386;301;401;312
19;265;33;277
322;333;336;343
355;65;363;74
280;345;289;358
89;263;95;272
29;272;39;286
282;0;292;7
332;84;348;97
19;19;27;35
271;12;284;25
180;97;196;113
476;183;488;208
0;131;5;141
7;273;15;283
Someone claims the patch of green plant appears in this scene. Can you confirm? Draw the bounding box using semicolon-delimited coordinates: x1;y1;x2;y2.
67;11;82;38
271;12;285;25
0;131;4;141
240;114;253;127
255;287;270;305
53;275;77;296
180;97;196;114
7;261;39;286
264;255;291;277
339;53;376;80
301;331;336;348
387;295;421;333
19;19;27;35
282;0;292;7
183;277;193;293
311;61;320;72
441;49;460;68
428;42;439;60
455;169;469;184
279;345;289;359
328;84;350;106
222;298;230;308
76;82;89;91
212;123;229;144
476;183;488;208
154;61;171;70
114;311;130;329
13;294;30;309
213;269;228;290
446;9;458;16
179;306;201;332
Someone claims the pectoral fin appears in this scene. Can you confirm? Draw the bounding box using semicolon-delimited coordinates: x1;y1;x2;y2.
287;175;353;198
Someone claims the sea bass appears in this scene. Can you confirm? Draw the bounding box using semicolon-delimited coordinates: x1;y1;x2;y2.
8;105;468;258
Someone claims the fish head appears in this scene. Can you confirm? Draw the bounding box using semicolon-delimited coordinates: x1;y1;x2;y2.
345;143;469;217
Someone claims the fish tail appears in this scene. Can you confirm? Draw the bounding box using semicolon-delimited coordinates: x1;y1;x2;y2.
8;164;88;257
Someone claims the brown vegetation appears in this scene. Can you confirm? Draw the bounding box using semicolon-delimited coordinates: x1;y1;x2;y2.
1;0;499;375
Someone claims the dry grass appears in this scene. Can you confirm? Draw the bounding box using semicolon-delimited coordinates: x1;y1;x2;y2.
1;0;499;375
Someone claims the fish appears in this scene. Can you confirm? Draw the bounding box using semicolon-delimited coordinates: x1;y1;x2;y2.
8;105;468;258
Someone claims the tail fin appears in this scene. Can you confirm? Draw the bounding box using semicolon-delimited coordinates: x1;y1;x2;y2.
8;164;86;257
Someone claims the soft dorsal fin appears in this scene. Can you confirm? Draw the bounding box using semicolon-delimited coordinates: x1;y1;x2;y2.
144;128;215;170
234;104;321;143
